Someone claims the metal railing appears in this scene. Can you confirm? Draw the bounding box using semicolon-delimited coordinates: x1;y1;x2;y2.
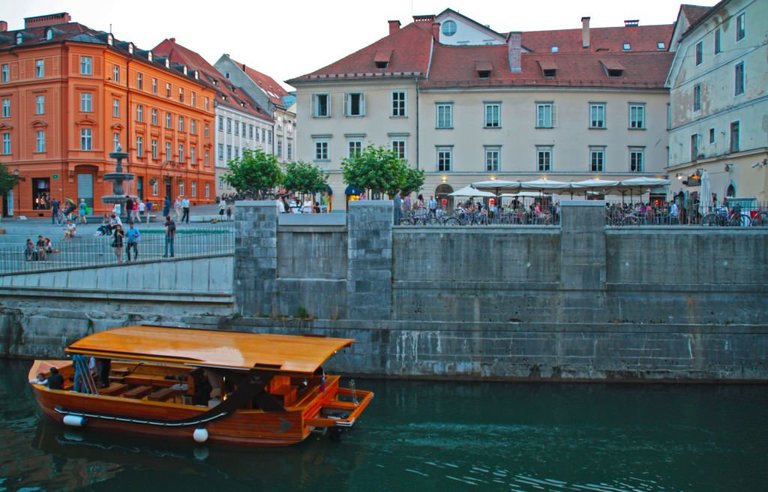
0;225;234;275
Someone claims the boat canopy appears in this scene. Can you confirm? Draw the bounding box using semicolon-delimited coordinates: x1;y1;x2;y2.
64;325;354;374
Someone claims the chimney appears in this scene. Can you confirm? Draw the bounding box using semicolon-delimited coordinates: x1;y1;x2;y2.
507;32;522;72
0;21;7;32
388;20;401;35
25;12;71;29
581;17;590;49
432;22;440;42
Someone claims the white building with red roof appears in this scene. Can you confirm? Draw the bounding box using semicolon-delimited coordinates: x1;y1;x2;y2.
288;8;676;210
665;0;768;208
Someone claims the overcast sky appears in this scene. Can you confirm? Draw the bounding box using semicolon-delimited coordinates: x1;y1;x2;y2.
4;0;718;90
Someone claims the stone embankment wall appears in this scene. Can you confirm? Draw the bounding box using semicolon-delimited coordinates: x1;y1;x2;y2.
1;200;766;381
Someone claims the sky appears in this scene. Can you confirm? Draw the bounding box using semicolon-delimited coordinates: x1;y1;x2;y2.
3;0;719;90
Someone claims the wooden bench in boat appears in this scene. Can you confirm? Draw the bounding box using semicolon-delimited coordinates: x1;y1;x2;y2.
100;382;129;396
123;385;153;399
147;386;184;402
124;374;183;388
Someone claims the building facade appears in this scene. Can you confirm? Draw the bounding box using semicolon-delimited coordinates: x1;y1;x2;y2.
666;0;768;206
214;55;296;165
288;10;675;210
0;13;216;217
152;40;273;198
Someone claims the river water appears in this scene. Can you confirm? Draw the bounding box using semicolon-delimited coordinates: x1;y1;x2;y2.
1;359;766;491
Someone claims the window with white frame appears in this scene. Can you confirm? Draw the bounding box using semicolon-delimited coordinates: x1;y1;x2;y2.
80;128;92;150
191;181;197;198
178;144;185;163
137;72;143;90
190;119;196;135
590;146;605;172
226;145;232;160
736;12;745;41
693;84;702;112
113;133;120;151
80;56;92;75
152;78;157;94
436;103;453;129
218;144;224;161
190;146;196;164
484;103;501;128
113;64;120;82
36;95;45;115
152;139;158;159
1;64;8;83
234;146;239;158
735;62;745;96
348;140;362;158
536;146;552;171
178;116;184;132
1;133;10;154
191;92;196;107
137;136;144;157
628;103;645;129
112;98;119;117
730;121;740;152
714;29;722;54
485;146;500;171
35;130;45;153
345;93;365;116
536;102;554;128
589;103;606;128
314;140;329;161
226;118;232;134
178;181;185;197
437;147;452;172
218;116;224;132
204;96;210;111
151;108;158;125
313;94;330;117
166;112;172;128
204;149;210;166
234;121;239;136
152;179;159;196
248;124;254;139
287;142;292;161
392;140;406;160
205;182;210;198
165;83;171;98
1;99;8;118
80;93;92;112
136;104;144;122
204;123;209;138
35;59;44;78
277;140;282;158
392;91;406;117
629;147;644;172
165;142;171;162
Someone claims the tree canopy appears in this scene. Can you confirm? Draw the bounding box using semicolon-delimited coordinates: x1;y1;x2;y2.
0;162;17;198
341;145;423;197
221;149;283;199
282;161;328;195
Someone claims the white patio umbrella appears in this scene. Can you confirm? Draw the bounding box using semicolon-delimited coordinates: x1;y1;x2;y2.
449;185;497;198
519;179;570;192
472;180;522;194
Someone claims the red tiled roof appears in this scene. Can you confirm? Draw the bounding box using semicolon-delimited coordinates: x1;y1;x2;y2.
228;56;291;109
153;39;271;121
287;21;434;84
680;4;713;26
424;44;673;89
520;24;673;53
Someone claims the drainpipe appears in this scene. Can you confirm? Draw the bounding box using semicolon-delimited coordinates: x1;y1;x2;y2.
415;76;420;170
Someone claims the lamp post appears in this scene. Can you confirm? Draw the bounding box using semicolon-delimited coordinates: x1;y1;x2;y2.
13;168;25;217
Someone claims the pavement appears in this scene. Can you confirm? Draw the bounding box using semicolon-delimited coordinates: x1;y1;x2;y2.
0;203;228;245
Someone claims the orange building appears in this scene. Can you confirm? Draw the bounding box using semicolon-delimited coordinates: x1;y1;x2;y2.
0;12;216;217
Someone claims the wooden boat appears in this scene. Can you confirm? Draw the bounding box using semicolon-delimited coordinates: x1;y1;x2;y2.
28;325;374;447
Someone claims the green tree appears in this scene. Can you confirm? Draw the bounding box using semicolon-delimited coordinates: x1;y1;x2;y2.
221;149;283;199
341;145;418;197
282;161;328;195
0;162;15;198
400;166;425;196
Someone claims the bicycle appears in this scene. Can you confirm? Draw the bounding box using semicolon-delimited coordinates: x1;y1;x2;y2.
701;206;751;227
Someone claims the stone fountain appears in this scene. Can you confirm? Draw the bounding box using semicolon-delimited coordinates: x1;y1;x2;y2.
102;144;135;207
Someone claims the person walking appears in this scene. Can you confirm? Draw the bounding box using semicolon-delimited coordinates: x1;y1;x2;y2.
131;199;140;223
111;223;125;263
394;192;402;225
163;215;176;258
138;199;146;222
181;196;190;224
125;221;141;262
78;199;88;224
51;198;61;225
145;200;153;224
174;196;183;222
162;196;171;218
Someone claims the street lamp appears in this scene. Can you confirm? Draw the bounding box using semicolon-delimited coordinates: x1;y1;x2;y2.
13;168;25;217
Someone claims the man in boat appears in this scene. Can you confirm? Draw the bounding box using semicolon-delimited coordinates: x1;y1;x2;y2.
47;367;64;390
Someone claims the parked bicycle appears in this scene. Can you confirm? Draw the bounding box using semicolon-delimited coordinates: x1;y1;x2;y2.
701;205;751;227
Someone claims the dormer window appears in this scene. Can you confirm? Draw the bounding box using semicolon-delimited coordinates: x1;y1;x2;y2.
16;33;23;45
128;43;134;55
538;60;557;78
183;65;188;75
45;28;54;41
657;41;665;50
551;46;559;53
225;72;230;79
147;51;153;62
442;20;457;37
623;43;631;51
107;33;113;46
475;61;492;79
601;59;625;77
374;51;392;69
164;59;170;68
